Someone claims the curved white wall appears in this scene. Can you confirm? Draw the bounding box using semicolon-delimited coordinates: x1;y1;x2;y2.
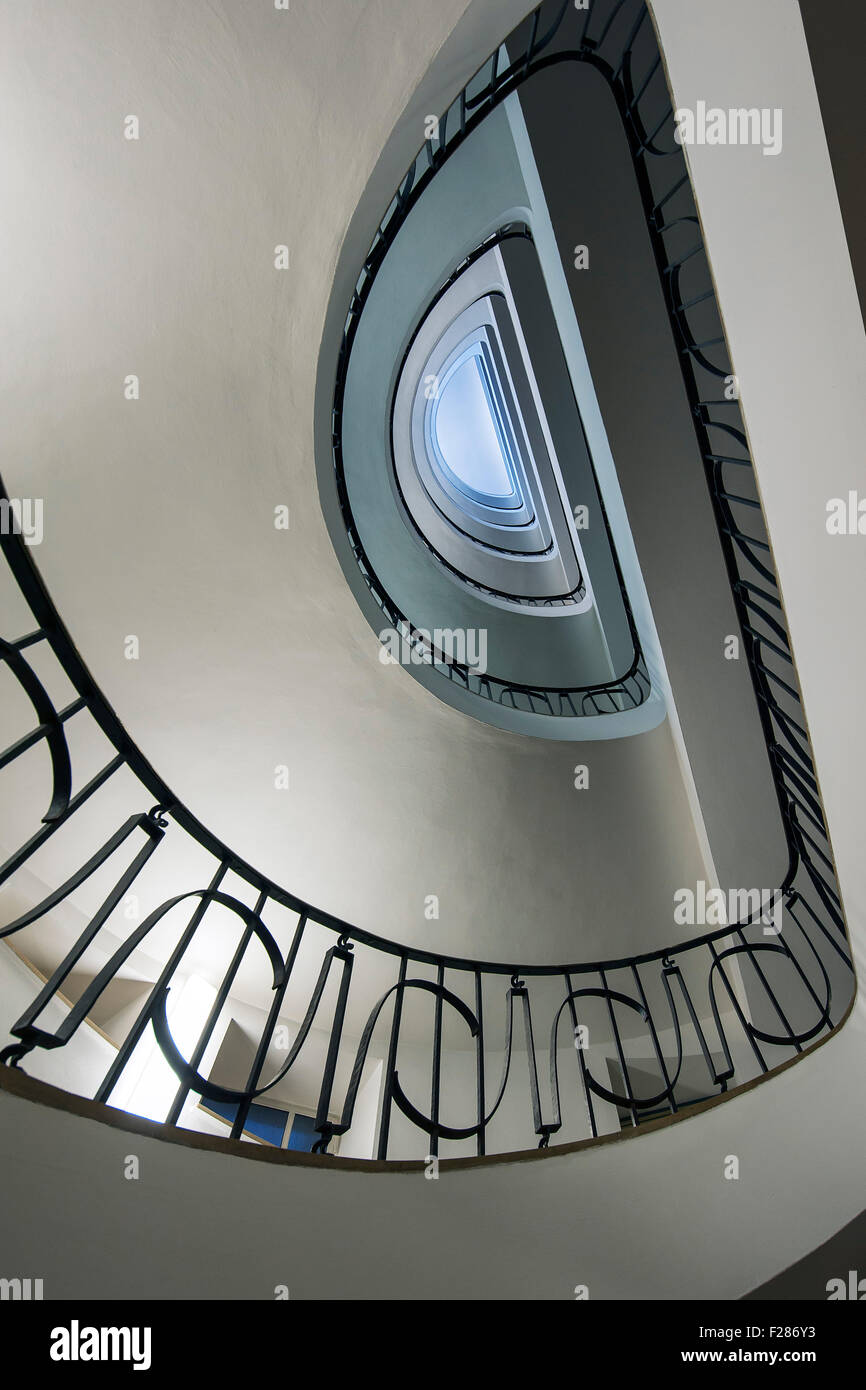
1;1015;864;1300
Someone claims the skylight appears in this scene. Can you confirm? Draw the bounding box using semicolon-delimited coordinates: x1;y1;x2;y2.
428;342;523;509
390;247;584;603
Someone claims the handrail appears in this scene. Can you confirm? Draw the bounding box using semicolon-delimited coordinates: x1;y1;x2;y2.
0;0;854;1161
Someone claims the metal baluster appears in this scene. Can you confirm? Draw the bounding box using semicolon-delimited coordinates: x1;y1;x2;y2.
6;816;165;1043
707;939;768;1073
733;927;800;1054
229;911;307;1140
312;936;355;1148
514;978;548;1144
600;967;638;1126
376;954;407;1160
631;963;677;1115
164;888;268;1127
668;955;734;1091
429;962;444;1157
565;971;597;1139
474;970;485;1157
95;859;229;1105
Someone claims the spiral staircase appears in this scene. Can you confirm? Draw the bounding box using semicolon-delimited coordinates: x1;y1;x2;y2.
0;0;864;1302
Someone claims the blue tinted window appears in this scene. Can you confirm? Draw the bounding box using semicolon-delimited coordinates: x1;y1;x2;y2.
204;1097;288;1147
429;343;523;509
286;1111;319;1152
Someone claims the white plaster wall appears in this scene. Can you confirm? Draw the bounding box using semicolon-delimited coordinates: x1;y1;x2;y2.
2;1020;864;1300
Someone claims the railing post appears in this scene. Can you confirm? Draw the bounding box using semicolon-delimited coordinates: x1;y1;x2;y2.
376;955;407;1160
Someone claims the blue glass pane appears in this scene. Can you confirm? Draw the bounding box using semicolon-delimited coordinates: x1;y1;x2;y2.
287;1111;319;1153
430;346;523;509
204;1097;288;1147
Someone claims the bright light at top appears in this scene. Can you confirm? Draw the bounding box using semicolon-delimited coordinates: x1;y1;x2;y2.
109;973;218;1125
430;344;522;508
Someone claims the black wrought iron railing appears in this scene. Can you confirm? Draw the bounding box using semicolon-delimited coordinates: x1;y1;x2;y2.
0;473;853;1155
0;0;854;1161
